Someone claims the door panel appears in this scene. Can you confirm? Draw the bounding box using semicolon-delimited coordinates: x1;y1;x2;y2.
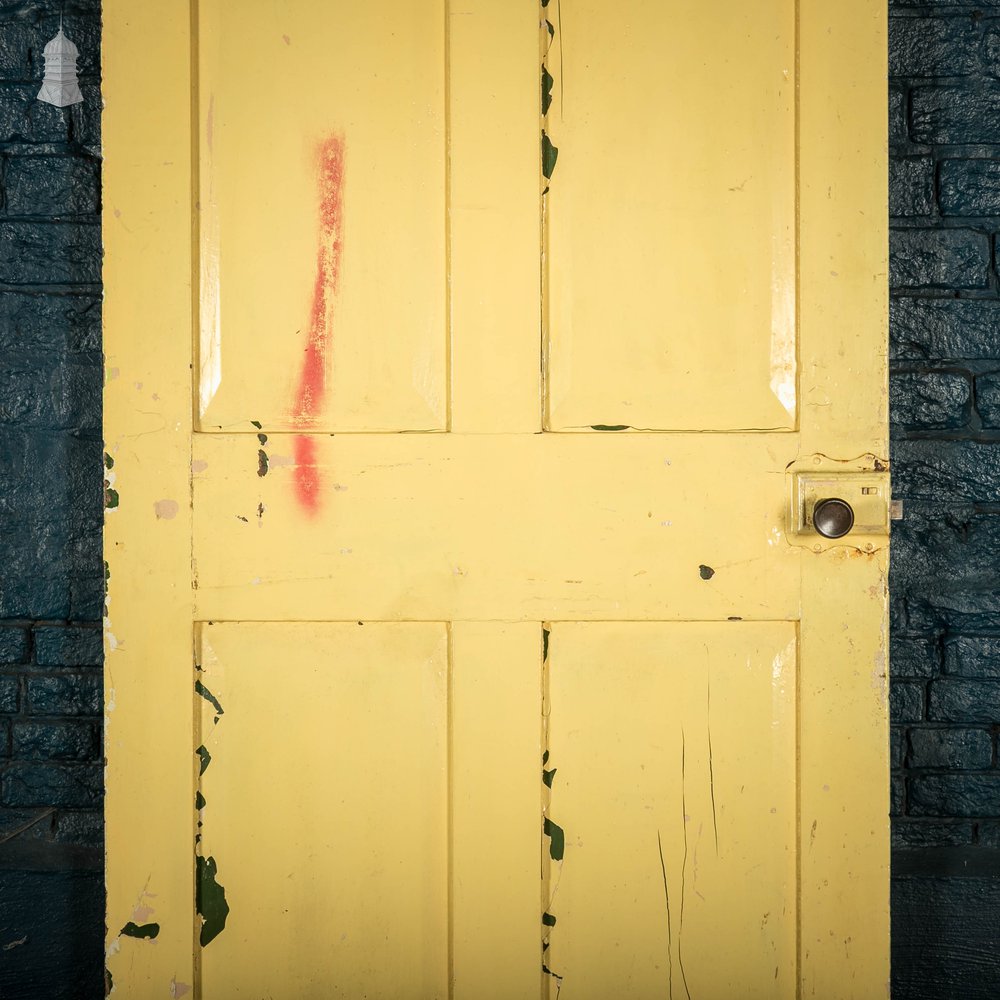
197;0;447;432
198;620;545;999
544;622;797;998
546;0;796;432
103;1;889;997
197;623;449;998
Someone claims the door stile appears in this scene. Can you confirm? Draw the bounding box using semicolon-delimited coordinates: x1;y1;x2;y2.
447;0;541;434
103;0;197;993
797;1;889;995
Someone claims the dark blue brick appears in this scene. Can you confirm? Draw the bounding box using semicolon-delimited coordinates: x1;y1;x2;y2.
5;156;100;218
889;228;990;290
912;84;1000;144
940;159;1000;217
890;371;971;429
892;440;1000;502
890;17;981;78
0;357;101;431
892;637;939;679
890;506;1000;594
908;727;993;768
906;592;1000;634
893;681;926;723
0;807;53;842
930;679;1000;723
0;627;28;665
0;675;19;713
26;674;100;717
892;820;974;849
0;293;100;357
910;774;1000;816
12;721;98;761
975;371;1000;427
891;298;1000;361
0;222;101;285
945;636;1000;677
52;809;102;847
0;762;100;808
890;157;936;217
33;627;101;668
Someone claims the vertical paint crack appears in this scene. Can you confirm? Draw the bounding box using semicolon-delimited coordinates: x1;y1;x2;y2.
678;730;693;1000
707;672;719;856
657;829;674;1000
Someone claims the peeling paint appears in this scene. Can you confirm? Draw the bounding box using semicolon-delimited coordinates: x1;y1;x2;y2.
543;816;565;861
541;130;559;180
195;679;224;723
196;855;230;947
698;564;715;580
119;921;159;940
590;424;629;431
257;449;269;478
196;744;212;774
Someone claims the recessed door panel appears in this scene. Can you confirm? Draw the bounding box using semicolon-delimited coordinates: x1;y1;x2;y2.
196;0;447;432
196;622;449;999
544;622;797;998
546;0;796;431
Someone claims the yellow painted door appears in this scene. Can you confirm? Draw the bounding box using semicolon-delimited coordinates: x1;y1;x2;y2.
103;2;888;998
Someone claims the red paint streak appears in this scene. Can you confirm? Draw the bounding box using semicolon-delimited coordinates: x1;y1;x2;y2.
292;134;345;515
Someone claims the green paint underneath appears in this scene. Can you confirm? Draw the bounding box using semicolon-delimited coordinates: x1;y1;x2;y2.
591;424;630;431
699;564;715;580
542;911;557;927
195;790;206;811
119;921;159;940
542;131;559;180
196;744;212;775
105;486;119;509
250;420;262;430
543;767;557;788
542;65;554;116
544;817;565;861
104;452;114;470
197;855;230;947
195;680;224;721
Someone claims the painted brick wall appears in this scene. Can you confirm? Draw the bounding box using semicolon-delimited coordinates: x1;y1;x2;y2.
890;3;1000;997
0;2;103;998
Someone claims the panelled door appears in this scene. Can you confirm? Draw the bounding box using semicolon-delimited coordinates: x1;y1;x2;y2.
103;2;889;997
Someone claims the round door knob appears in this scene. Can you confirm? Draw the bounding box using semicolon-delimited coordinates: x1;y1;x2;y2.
813;497;855;539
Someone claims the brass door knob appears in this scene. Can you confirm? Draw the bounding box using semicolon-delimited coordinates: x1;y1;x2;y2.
813;497;855;539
